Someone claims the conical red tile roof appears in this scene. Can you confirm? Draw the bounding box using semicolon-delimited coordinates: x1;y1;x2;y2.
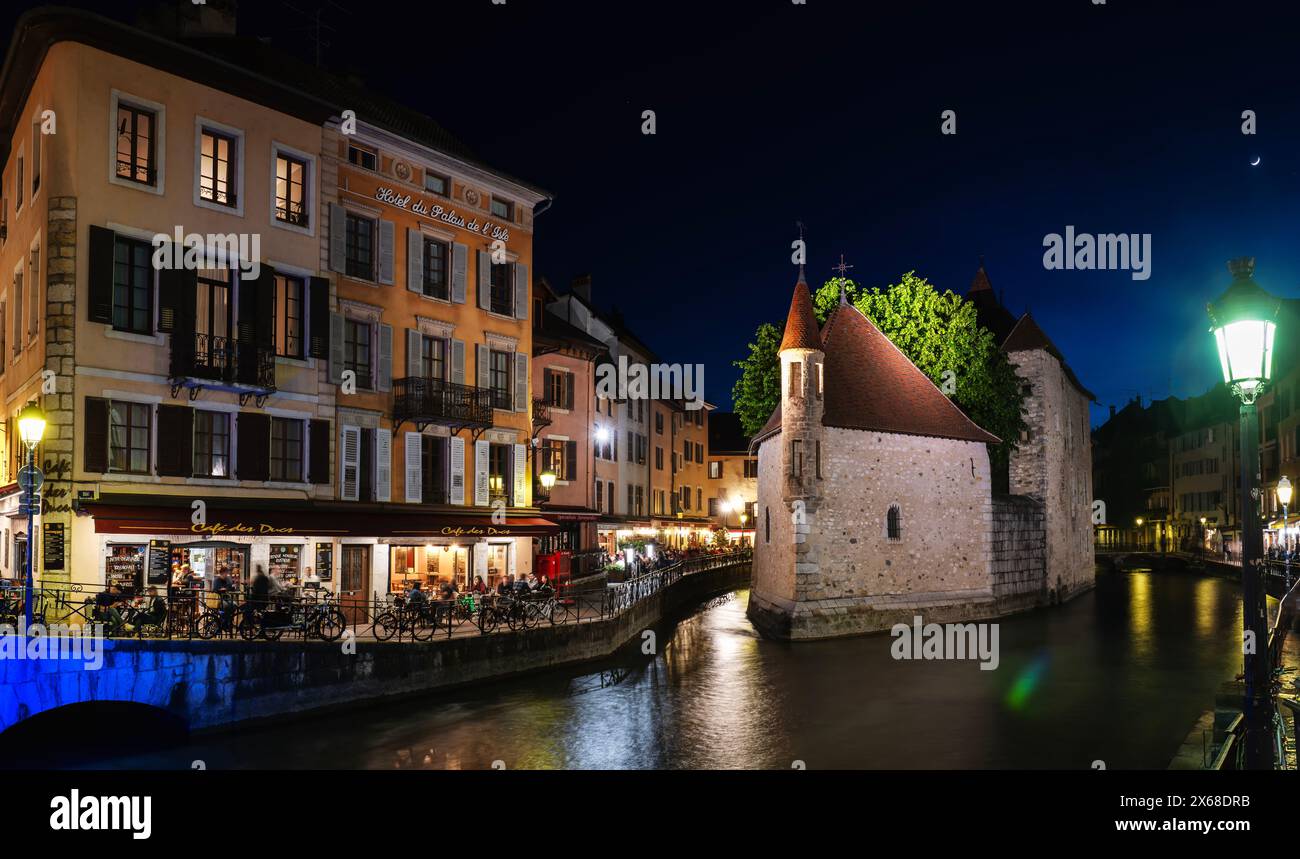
778;275;823;352
754;303;1001;446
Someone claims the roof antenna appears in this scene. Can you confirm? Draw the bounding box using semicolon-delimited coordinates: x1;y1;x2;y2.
832;254;854;305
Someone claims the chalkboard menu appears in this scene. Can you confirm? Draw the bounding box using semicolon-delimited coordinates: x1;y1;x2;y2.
316;542;333;581
42;522;64;571
106;544;146;590
146;539;172;586
269;544;302;585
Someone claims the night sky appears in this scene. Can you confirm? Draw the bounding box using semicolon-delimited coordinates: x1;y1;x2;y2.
10;0;1300;426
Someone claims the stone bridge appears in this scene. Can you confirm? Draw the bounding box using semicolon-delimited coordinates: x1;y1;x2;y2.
0;561;751;743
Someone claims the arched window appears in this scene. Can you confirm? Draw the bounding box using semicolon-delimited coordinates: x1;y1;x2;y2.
886;504;902;541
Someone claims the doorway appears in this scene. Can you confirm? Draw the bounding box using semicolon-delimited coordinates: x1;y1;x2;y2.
340;544;371;623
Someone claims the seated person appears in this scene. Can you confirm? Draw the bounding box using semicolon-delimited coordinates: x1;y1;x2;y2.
131;586;167;631
94;586;125;631
439;579;458;600
496;576;513;596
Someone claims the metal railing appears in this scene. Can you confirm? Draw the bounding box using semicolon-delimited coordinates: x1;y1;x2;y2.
3;548;753;645
393;377;494;428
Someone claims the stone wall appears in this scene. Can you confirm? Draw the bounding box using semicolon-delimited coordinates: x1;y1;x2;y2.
0;561;750;734
1008;348;1096;602
990;494;1047;612
750;425;996;639
41;197;77;589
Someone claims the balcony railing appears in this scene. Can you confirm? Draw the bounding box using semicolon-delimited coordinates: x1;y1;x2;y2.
533;397;552;427
393;377;494;431
170;333;276;395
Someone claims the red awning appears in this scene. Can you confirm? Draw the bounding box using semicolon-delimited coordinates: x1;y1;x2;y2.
86;504;559;539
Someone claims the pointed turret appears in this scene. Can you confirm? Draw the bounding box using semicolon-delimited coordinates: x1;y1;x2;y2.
778;272;825;507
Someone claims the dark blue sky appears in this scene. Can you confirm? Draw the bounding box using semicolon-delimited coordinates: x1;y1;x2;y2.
16;0;1300;427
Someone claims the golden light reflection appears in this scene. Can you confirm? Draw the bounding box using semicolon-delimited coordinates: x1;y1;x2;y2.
1194;577;1219;636
1129;571;1153;653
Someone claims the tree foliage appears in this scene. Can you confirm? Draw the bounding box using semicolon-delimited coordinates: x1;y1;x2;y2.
732;273;1027;477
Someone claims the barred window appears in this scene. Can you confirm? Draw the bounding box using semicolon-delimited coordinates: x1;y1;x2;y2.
886;504;902;541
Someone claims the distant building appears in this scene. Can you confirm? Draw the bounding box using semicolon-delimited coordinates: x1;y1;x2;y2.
706;411;756;545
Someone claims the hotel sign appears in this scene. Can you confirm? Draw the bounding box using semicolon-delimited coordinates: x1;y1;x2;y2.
374;187;511;242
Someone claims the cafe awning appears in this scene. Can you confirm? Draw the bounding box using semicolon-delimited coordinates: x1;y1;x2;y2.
80;496;559;539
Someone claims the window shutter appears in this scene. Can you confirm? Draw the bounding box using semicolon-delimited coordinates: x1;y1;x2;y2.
565;374;575;410
514;352;527;411
476;344;489;390
513;442;527;506
406;328;421;378
542;368;553;404
83;397;109;472
309;419;330;484
451;242;468;303
513;263;528;321
156;246;188;333
309;277;330;359
474;439;489;506
405;431;422;503
451;338;465;385
155;405;193;477
406;228;423;293
328;312;345;383
377;219;395;284
477;250;491;309
340;425;360;500
566;440;577;481
449;435;465;504
328;203;346;272
236;412;270;481
167;267;199;378
374;428;391;502
87;226;115;324
376;323;393;391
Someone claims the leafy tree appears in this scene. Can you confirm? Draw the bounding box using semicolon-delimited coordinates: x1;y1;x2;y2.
732;273;1027;479
731;321;784;436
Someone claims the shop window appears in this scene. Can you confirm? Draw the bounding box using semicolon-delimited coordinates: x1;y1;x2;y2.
269;544;302;586
106;544;146;591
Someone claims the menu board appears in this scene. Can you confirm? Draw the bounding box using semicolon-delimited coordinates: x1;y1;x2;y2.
269;544;302;585
146;539;172;586
42;523;65;571
107;544;146;591
316;543;333;582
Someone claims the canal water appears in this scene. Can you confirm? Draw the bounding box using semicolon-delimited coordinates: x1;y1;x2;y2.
91;567;1252;769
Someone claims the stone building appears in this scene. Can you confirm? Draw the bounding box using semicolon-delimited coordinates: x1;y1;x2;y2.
748;265;1095;640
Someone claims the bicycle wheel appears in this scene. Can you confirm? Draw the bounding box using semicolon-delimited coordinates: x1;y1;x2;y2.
237;611;261;641
373;611;397;641
196;612;220;640
477;606;498;634
318;606;346;642
262;625;283;642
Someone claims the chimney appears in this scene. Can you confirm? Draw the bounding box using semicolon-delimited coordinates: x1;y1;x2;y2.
571;274;592;305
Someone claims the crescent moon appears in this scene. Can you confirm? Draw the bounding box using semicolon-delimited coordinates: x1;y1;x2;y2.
1251;156;1261;166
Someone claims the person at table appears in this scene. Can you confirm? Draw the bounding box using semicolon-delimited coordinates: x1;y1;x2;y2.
496;576;513;597
94;586;125;632
131;586;167;632
513;575;532;596
471;575;488;595
439;579;458;600
407;581;428;608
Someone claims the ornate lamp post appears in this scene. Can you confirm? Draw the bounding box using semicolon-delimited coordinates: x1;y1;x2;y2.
1200;516;1208;566
1135;517;1144;551
17;402;46;628
1207;256;1279;770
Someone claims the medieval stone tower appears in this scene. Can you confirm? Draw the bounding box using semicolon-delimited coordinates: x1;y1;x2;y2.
779;272;826;595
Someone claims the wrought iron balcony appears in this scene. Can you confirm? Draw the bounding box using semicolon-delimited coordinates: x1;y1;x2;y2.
169;333;277;404
393;377;495;432
533;397;552;427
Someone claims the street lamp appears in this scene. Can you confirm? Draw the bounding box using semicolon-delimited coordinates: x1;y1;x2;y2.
1136;517;1143;551
1207;256;1280;770
1278;476;1292;586
17;401;45;628
1200;516;1208;567
539;470;557;493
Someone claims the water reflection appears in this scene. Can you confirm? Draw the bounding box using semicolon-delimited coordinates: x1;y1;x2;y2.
85;568;1251;770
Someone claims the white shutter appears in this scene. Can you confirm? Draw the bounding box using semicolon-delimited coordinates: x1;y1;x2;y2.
407;328;421;378
406;228;423;293
341;425;360;501
449;435;465;505
405;431;422;503
378;219;395;284
451;339;465;385
477;344;490;390
329;204;346;272
375;428;392;502
474;439;489;506
376;323;393;391
514;353;528;412
451;242;468;303
477;250;491;309
513;442;527;507
514;262;528;320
